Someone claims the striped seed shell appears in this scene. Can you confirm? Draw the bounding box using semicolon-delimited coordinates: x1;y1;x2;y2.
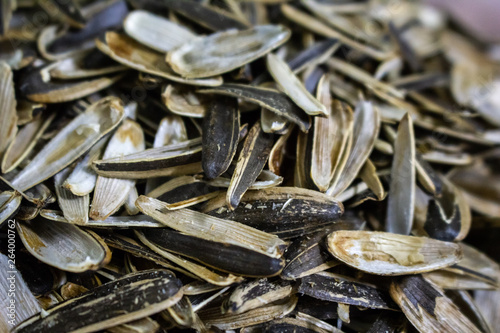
359;159;386;201
224;278;293;314
327;100;379;197
0;191;21;227
135;230;244;286
162;84;210;118
152;0;248;31
298;272;398;310
163;296;194;328
287;38;339;73
93;138;202;179
54;167;89;225
136;195;287;258
327;230;463;276
36;1;128;61
1;111;55;174
199;296;297;330
63;137;107;196
147;175;218;203
415;175;471;242
281;4;391;61
47;51;125;80
311;80;353;192
103;233;197;279
19;67;124;103
390;275;482;333
11;97;124;192
43;211;164;228
145;114;188;194
206;169;283;191
282;225;360;280
199;84;311;132
0;253;41;332
90;119;145;220
12;269;183;333
424;243;500;290
140;228;284;277
227;121;274;209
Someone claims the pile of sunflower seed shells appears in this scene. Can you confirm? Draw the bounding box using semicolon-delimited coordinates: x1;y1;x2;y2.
1;0;500;332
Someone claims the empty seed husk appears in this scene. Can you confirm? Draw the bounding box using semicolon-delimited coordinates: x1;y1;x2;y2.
93;138;203;179
96;32;223;87
2;1;499;331
298;272;398;310
17;218;111;273
385;113;416;235
199;296;297;330
223;278;293;314
227;121;274;209
54;167;89;225
124;10;197;53
136;195;286;258
390;275;482;333
167;25;290;78
141;0;249;31
267;53;327;116
327;230;462;276
11;97;124;192
90;119;145;220
12;269;183;333
140;228;284;277
135;230;244;286
200;83;311;132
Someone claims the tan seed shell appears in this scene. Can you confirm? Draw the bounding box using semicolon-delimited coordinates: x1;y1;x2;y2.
167;25;291;78
17;219;110;273
0;62;18;155
96;32;223;86
327;230;462;276
267;53;327;116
